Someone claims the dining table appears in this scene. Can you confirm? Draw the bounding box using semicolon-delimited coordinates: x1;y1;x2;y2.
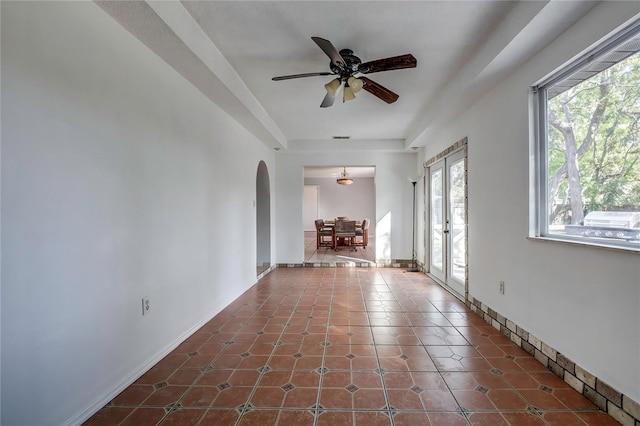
324;219;362;251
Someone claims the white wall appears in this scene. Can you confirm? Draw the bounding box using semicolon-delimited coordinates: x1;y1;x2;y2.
1;2;275;424
277;152;417;263
418;3;640;402
303;185;319;231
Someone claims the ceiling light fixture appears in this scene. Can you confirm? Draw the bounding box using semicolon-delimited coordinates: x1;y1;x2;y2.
348;76;363;93
324;76;364;103
343;85;356;101
343;77;362;102
336;167;354;186
324;78;341;95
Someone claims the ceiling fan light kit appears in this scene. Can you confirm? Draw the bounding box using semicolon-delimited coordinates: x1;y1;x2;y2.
347;76;363;93
272;37;416;108
324;78;341;95
324;76;363;103
343;86;356;102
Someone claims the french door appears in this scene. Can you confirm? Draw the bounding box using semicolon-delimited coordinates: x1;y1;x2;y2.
427;149;467;298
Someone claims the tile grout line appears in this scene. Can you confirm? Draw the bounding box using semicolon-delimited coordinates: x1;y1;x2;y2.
428;304;474;426
400;271;468;425
233;269;317;426
367;268;397;426
385;271;471;425
313;268;338;426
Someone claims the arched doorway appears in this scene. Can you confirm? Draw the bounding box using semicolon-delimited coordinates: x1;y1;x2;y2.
256;161;271;276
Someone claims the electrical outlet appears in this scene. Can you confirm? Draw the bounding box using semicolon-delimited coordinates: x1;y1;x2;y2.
499;281;505;294
142;298;150;315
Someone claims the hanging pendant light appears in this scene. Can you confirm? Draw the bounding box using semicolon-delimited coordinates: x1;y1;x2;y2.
336;167;354;185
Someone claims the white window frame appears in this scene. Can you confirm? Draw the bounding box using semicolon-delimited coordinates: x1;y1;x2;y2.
529;18;640;252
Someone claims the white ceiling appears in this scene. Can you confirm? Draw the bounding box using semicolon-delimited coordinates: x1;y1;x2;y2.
98;1;598;152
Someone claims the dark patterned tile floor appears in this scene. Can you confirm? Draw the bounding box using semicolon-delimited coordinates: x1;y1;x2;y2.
84;268;619;425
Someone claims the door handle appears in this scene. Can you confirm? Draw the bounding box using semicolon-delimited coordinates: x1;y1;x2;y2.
443;229;450;234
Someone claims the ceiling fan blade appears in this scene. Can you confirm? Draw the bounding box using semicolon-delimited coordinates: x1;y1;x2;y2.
311;37;346;69
272;72;333;81
320;91;335;108
360;77;399;104
359;54;417;74
320;82;343;108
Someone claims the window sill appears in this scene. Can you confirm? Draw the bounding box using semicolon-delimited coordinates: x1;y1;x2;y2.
527;235;640;255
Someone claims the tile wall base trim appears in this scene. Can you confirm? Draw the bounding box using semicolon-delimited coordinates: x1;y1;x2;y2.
256;264;276;280
276;259;423;269
468;296;640;426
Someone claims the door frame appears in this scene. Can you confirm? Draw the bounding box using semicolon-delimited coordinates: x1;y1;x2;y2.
303;184;320;232
423;137;468;301
256;161;271;277
427;160;446;284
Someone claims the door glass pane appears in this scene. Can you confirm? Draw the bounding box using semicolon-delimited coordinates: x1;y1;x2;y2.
449;158;466;282
430;168;443;272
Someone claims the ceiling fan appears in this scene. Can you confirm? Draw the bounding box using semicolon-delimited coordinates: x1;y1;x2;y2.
272;37;417;108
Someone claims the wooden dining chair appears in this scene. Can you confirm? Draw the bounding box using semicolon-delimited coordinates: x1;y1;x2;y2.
315;219;333;249
333;220;357;252
354;218;369;248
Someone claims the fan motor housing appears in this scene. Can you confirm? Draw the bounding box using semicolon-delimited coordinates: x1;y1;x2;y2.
331;49;362;75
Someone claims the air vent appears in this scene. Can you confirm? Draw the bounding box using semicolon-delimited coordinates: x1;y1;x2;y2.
332;136;351;140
